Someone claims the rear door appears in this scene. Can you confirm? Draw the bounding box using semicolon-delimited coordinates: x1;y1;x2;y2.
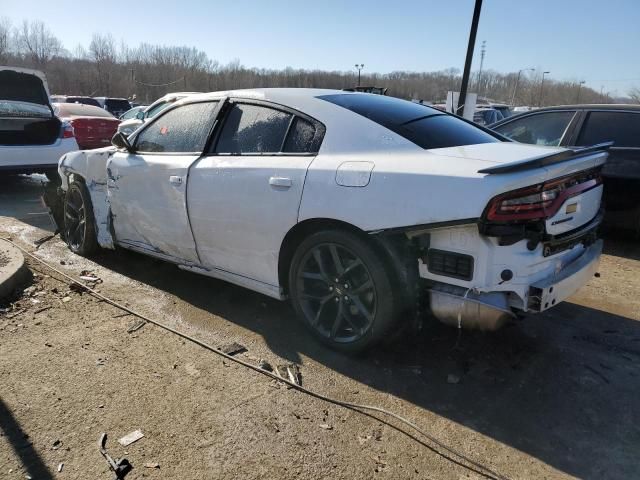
106;101;219;263
187;100;325;286
572;109;640;179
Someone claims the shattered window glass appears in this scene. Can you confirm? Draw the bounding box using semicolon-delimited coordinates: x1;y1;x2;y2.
136;101;218;153
284;117;317;153
215;104;292;154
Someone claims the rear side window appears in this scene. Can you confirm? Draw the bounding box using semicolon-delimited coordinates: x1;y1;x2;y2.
576;111;640;148
495;111;575;146
136;101;218;153
215;104;292;154
283;117;318;153
319;93;499;149
146;100;174;119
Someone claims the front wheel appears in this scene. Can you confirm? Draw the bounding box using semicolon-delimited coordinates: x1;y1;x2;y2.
64;181;98;256
288;229;398;353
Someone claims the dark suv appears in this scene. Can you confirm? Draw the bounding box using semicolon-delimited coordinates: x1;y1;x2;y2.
491;105;640;232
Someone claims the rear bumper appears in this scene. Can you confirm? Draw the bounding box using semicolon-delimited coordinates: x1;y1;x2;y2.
0;138;78;171
527;239;602;312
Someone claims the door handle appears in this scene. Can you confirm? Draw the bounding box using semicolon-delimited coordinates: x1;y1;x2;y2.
169;175;183;186
269;176;292;188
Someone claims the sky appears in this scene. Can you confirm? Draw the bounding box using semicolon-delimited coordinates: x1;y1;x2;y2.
2;0;639;96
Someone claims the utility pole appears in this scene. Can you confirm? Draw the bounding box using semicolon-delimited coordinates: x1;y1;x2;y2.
576;80;585;103
538;71;550;107
354;64;364;87
511;68;534;106
476;40;486;96
457;0;483;116
600;85;605;103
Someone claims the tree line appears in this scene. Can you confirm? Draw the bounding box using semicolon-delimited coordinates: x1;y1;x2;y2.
0;18;634;107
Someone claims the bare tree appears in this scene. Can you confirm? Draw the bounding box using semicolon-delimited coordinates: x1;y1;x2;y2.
89;33;116;94
15;20;62;68
0;17;11;63
629;87;640;104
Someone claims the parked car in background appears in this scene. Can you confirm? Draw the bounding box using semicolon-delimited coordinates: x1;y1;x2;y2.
94;97;132;117
52;89;606;352
0;66;78;180
53;102;120;150
473;108;504;126
491;104;640;231
50;95;101;108
117;92;197;136
119;105;146;121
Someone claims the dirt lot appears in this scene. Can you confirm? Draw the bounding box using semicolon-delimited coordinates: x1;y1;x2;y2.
1;175;639;480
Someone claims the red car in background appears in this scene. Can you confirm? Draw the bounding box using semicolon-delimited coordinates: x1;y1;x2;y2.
52;103;119;149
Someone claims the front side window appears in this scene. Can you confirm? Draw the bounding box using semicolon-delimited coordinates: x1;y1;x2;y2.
495;111;575;146
215;104;292;154
319;93;499;149
136;101;218;153
576;111;640;148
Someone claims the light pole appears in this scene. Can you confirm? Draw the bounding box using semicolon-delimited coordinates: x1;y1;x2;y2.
355;64;364;87
511;68;534;106
457;0;483;116
538;71;550;107
576;80;586;103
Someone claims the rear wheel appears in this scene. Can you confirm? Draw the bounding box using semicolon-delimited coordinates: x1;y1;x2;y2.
64;181;98;256
288;229;398;353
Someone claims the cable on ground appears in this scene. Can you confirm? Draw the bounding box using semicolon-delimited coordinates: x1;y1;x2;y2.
0;236;509;480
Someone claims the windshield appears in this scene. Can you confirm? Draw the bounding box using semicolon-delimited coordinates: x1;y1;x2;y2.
319;93;500;149
0;100;52;118
66;97;101;108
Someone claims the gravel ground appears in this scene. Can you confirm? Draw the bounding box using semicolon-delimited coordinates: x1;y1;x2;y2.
1;175;639;480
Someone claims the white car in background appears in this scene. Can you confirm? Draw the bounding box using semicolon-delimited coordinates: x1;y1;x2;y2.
0;66;78;180
52;89;607;352
117;92;198;136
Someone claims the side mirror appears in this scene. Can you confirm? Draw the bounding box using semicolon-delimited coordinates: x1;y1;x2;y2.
135;110;145;120
111;131;134;152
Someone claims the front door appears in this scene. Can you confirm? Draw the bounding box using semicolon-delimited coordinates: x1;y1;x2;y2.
107;101;220;264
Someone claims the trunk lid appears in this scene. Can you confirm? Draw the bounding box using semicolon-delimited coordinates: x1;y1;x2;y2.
0;67;53;117
68;116;119;149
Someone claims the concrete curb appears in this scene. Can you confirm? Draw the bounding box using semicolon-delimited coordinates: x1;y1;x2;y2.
0;241;30;300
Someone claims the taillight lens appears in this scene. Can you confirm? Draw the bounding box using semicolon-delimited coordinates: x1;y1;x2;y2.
61;121;75;139
485;169;602;222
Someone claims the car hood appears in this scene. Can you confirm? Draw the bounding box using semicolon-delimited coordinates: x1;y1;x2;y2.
0;67;53;116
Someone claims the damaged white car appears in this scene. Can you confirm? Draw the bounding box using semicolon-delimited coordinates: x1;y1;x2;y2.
50;89;608;352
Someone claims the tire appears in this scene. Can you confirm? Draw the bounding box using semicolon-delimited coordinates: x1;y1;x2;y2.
63;181;98;256
288;229;398;354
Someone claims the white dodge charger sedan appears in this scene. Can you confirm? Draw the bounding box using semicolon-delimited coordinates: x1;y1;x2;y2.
52;89;607;352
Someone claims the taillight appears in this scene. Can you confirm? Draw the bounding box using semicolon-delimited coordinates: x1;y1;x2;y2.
485;169;602;222
61;121;75;139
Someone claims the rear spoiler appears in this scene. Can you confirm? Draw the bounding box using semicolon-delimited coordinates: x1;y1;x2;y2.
478;142;613;174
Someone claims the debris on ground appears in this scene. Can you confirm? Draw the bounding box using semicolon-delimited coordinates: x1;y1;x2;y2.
52;439;62;450
319;423;333;430
258;359;273;372
220;342;247;356
287;364;302;386
143;462;160;469
57;462;64;472
33;234;56;249
127;319;146;334
372;455;388;473
118;429;144;447
100;433;133;479
61;296;71;303
79;270;102;284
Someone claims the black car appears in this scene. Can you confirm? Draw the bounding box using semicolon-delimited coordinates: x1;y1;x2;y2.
491;105;640;232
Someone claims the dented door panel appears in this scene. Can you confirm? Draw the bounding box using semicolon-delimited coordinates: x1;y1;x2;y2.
106;152;200;263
